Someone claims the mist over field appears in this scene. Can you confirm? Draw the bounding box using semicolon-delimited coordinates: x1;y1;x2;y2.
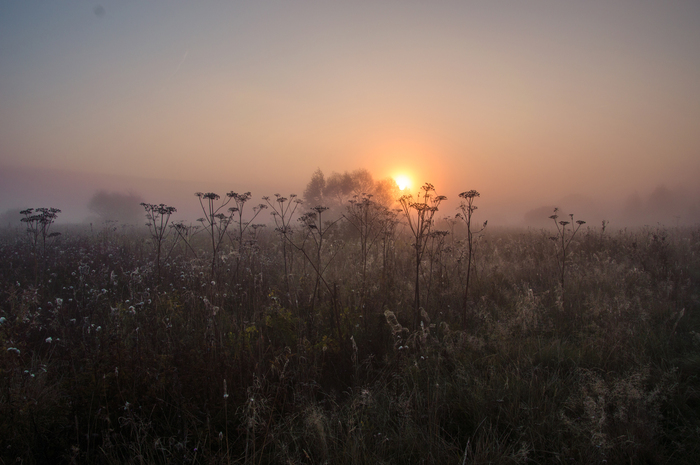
3;162;700;464
1;163;699;229
2;3;700;463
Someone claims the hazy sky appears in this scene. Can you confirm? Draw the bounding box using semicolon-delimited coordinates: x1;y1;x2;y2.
2;1;699;223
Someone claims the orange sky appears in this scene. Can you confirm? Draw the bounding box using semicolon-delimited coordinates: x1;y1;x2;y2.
1;1;699;224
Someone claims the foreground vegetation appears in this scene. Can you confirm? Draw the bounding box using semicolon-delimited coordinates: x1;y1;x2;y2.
1;196;699;464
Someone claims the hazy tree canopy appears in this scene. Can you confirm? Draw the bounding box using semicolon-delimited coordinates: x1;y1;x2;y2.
324;171;355;207
303;168;326;206
303;168;399;211
87;190;144;224
373;177;400;207
350;168;375;197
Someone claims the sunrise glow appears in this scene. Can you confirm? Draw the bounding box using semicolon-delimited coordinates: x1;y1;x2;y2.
395;175;411;191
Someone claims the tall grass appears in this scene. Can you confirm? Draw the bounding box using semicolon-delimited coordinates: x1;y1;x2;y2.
0;216;699;464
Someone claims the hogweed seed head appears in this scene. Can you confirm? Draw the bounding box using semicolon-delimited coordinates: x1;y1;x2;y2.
459;190;480;199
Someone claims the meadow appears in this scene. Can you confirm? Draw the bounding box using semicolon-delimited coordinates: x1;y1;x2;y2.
1;194;699;464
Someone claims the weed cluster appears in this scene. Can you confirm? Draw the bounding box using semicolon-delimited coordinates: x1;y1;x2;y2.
1;195;699;464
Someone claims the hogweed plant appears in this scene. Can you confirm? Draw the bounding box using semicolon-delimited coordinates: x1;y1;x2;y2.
170;221;200;258
20;207;61;257
296;206;343;314
226;192;267;279
228;192;267;255
343;194;391;321
424;229;450;310
549;208;585;297
398;183;446;328
442;215;460;247
195;192;236;278
378;207;401;290
456;190;487;327
263;194;303;302
140;203;177;283
20;207;61;282
275;205;347;345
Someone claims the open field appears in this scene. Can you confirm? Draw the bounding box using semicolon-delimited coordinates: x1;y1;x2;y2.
1;209;699;464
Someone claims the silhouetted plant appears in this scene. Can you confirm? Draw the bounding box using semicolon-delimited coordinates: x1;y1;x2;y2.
398;183;446;328
456;190;487;326
442;215;460;247
344;194;392;322
20;208;61;255
227;192;267;279
287;205;345;344
196;191;236;278
140;203;177;283
20;207;61;282
549;208;585;295
170;221;200;258
228;193;267;253
378;207;402;303
248;223;266;242
298;206;343;311
263;194;303;302
424;229;450;312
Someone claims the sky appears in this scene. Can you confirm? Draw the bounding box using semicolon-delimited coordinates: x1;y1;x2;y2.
1;1;699;225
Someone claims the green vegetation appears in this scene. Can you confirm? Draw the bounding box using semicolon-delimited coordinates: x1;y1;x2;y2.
1;191;699;464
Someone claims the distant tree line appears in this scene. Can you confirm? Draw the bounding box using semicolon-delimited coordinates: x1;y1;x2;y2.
303;168;399;211
87;190;144;224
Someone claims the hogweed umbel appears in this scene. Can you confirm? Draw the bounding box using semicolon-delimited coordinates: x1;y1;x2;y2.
549;208;585;299
456;190;487;327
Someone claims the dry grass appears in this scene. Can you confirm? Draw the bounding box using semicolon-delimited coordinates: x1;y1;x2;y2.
0;221;699;464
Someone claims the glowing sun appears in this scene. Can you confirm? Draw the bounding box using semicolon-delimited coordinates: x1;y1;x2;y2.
395;175;411;191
